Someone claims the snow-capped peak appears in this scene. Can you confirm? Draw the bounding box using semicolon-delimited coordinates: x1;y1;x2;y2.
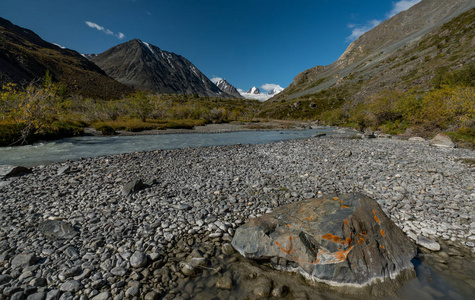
240;84;284;101
246;86;260;94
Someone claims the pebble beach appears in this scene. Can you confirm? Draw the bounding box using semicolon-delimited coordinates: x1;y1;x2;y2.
1;135;474;299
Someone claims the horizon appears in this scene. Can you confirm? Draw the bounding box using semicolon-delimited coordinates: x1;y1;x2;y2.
0;0;421;92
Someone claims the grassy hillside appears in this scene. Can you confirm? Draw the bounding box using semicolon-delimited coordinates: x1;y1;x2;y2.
259;8;475;145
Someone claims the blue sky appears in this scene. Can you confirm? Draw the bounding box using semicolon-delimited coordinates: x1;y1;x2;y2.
0;0;420;92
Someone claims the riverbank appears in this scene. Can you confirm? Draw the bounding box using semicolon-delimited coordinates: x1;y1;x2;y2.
0;136;474;299
84;120;315;137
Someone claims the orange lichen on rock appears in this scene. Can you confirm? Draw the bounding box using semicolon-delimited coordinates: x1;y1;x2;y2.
275;236;293;255
333;197;339;200
380;229;385;238
322;233;341;243
344;220;348;224
341;204;349;208
372;209;381;224
334;246;354;261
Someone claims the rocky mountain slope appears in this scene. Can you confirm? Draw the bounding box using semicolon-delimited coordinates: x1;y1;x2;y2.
213;78;241;98
91;39;231;97
272;0;475;103
0;17;132;98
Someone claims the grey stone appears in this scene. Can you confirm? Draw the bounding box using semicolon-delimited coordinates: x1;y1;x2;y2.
216;273;233;290
416;235;441;251
0;274;12;285
60;280;83;293
130;251;147;268
232;193;417;287
122;179;144;196
11;292;26;300
45;290;61;300
144;291;160;300
91;292;111;300
111;267;127;276
11;253;36;269
39;220;77;240
125;286;139;297
27;293;46;300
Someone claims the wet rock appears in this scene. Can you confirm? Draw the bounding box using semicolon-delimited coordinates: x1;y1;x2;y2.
216;272;233;290
416;236;441;251
271;285;289;298
11;253;36;269
0;274;12;284
232;193;417;288
39;220;77;240
91;292;110;300
253;277;273;297
429;133;456;148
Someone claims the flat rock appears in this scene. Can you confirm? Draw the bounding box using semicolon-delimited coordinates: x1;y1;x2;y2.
60;280;83;293
130;251;148;268
416;235;441;251
11;253;36;269
232;193;417;289
0;165;31;179
408;137;425;142
429;133;456;148
39;220;77;240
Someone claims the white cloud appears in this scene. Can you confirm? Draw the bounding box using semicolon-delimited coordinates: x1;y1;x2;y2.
85;21;125;39
260;83;283;92
345;0;421;42
387;0;422;18
210;77;223;84
346;19;381;42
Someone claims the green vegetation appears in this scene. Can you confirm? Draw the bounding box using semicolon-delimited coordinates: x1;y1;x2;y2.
0;76;262;146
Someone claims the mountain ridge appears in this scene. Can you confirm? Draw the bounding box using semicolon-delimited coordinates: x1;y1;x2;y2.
273;0;475;102
91;39;233;97
0;17;132;98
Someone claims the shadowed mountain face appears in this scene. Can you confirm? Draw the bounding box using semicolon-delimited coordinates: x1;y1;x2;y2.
0;17;132;99
91;39;230;97
273;0;475;102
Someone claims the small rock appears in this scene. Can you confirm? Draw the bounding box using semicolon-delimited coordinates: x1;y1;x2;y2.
45;290;60;300
144;291;160;300
130;251;148;268
221;243;235;255
253;277;273;297
39;220;77;240
271;285;289;298
0;274;12;285
111;267;127;277
216;272;233;290
429;133;456;148
125;286;140;297
27;293;46;300
60;280;83;293
408;137;425;142
91;292;111;300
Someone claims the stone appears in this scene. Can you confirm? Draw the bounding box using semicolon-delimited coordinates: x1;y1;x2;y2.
122;179;144;196
39;220;77;240
221;243;235;255
111;267;127;276
130;251;148;268
253;277;273;297
91;292;111;300
144;291;160;300
11;292;26;300
0;165;31;179
45;290;60;300
125;286;140;297
11;253;36;269
416;235;441;251
429;133;456;148
408;137;425;142
27;293;46;300
0;274;12;284
232;193;417;289
216;272;233;290
60;280;83;293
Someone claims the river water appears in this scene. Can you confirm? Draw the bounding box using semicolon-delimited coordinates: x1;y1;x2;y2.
0;127;353;167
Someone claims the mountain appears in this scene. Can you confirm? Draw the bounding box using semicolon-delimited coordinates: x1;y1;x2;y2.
240;86;283;101
0;17;132;98
272;0;475;103
213;78;241;98
246;86;261;94
91;39;230;97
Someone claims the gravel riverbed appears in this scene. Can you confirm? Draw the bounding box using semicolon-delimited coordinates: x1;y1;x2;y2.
0;136;474;299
